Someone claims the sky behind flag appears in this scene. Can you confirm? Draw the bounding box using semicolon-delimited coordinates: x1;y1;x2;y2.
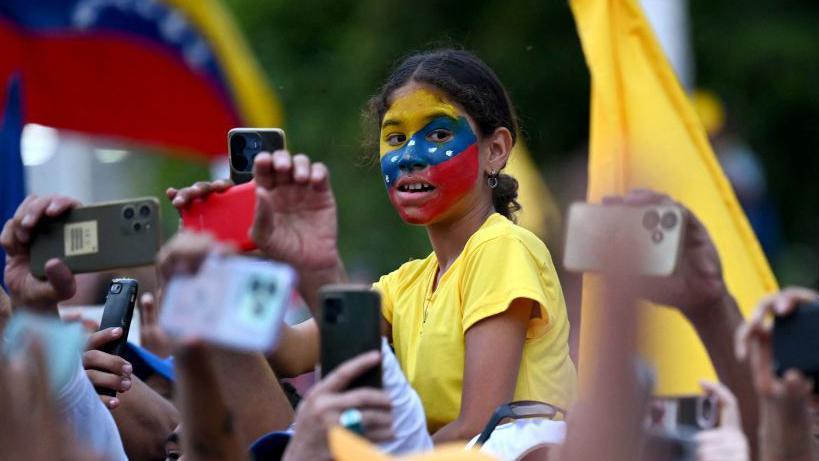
570;0;779;393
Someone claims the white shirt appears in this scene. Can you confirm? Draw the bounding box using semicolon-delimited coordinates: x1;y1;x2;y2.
378;338;433;454
59;362;128;461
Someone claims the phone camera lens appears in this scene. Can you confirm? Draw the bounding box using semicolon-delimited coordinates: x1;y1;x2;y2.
133;222;142;232
642;210;660;230
139;205;151;217
110;283;122;294
660;211;678;229
651;230;664;243
123;206;135;220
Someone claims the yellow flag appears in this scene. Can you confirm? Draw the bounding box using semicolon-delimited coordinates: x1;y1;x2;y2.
570;0;778;393
506;142;562;245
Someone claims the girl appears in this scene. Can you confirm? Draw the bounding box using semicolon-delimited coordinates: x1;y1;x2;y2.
170;48;576;443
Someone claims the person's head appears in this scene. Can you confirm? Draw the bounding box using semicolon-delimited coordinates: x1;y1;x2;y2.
369;49;521;226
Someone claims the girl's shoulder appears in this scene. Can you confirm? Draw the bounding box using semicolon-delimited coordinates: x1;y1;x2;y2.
465;214;554;263
377;252;436;290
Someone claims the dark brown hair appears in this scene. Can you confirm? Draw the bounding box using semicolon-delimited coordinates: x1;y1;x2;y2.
367;49;521;221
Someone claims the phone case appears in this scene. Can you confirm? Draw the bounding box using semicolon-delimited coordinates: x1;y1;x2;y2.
96;278;138;396
179;181;257;251
319;285;382;390
773;302;819;393
228;128;286;184
563;203;685;276
30;198;160;279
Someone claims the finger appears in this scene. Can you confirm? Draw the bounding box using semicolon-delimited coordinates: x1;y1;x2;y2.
782;369;812;399
86;327;123;350
166;187;178;201
292;154;311;184
774;287;819;316
139;292;157;326
360;409;393;432
86;369;132;392
15;196;49;244
622;188;671;206
250;188;275;247
315;351;381;393
43;195;80;218
325;388;392;412
364;427;396;443
211;178;234;193
601;195;624;205
99;395;120;409
699;380;741;428
43;258;76;300
83;350;132;377
253;152;276;189
310;162;331;192
272;150;294;186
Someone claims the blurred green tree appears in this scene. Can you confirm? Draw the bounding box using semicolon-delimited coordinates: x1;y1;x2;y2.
221;0;818;285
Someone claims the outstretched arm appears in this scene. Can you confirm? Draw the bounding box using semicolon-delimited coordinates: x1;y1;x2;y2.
606;189;760;455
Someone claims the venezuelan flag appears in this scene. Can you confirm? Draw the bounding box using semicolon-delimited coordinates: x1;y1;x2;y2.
0;0;282;282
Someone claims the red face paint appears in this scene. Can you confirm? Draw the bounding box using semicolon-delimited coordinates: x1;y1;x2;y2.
387;143;479;224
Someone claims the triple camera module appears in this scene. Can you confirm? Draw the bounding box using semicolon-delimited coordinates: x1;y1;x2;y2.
121;202;153;234
642;208;678;244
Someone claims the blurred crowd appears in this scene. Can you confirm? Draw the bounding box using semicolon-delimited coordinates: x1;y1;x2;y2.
1;49;817;461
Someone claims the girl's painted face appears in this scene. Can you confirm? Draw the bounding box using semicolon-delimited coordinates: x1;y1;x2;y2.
379;87;480;224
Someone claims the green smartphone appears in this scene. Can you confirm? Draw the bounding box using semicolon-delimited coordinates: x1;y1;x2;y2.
29;198;161;279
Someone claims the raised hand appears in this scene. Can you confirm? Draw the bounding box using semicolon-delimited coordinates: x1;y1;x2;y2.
735;287;819;461
138;292;172;358
0;195;80;312
603;189;727;318
250;150;339;271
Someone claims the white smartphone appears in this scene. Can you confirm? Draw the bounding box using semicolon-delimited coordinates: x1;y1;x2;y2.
159;255;296;352
563;202;685;276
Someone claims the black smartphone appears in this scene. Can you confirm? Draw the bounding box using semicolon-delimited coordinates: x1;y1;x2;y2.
318;285;382;390
95;278;139;396
228;128;286;184
773;302;819;393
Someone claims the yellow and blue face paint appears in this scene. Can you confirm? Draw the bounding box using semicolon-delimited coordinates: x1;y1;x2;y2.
379;88;480;224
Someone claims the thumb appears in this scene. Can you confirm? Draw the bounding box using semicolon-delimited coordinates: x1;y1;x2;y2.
699;380;741;428
43;258;76;301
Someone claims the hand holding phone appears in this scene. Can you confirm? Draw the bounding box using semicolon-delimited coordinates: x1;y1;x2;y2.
563;202;685;276
93;278;138;396
773;302;819;393
319;285;382;390
159;255;296;352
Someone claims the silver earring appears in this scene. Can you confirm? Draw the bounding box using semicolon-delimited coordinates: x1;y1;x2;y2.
487;170;499;189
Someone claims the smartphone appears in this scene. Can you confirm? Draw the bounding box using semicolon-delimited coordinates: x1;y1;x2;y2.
649;395;719;431
563;202;685;276
319;285;382;390
30;198;161;279
773;302;819;393
228;128;286;184
95;278;138;396
178;180;257;251
159;255;296;352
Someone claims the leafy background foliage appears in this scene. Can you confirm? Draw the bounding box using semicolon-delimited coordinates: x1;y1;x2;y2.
217;0;818;286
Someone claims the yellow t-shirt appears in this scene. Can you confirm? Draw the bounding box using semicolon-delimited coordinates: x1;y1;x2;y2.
374;213;577;432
